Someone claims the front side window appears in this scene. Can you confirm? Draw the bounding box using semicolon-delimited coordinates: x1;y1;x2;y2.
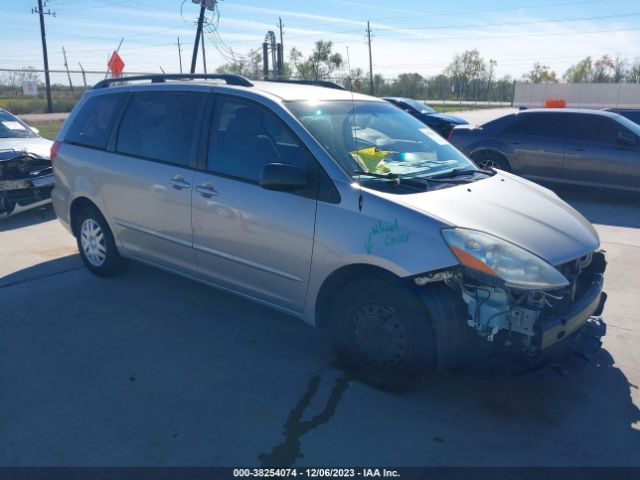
400;98;436;115
65;94;125;149
207;97;311;182
116;92;205;166
565;114;638;144
286;100;475;179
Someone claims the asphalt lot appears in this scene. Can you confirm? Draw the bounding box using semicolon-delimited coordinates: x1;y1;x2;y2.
1;106;639;467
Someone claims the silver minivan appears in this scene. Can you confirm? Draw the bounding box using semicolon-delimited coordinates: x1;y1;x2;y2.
51;74;607;390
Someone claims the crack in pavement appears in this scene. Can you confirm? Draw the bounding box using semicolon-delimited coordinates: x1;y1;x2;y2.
258;371;351;467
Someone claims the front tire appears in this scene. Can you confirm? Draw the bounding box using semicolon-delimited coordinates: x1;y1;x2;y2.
76;206;128;277
0;192;16;215
329;275;436;391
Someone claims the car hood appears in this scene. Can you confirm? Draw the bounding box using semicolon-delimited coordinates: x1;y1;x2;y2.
390;171;599;266
0;137;53;160
429;112;468;124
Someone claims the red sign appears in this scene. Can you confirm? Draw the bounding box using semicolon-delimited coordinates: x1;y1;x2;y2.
108;51;125;78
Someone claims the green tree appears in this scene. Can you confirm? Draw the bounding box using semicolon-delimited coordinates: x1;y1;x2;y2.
215;48;262;78
563;57;592;82
522;62;558;83
290;41;343;81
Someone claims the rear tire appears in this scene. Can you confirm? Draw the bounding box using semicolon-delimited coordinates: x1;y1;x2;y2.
329;275;436;391
75;206;128;277
472;151;510;172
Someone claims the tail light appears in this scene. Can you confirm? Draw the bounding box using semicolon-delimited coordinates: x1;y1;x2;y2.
50;140;61;161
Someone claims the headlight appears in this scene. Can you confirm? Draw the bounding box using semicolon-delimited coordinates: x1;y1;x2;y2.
442;228;569;290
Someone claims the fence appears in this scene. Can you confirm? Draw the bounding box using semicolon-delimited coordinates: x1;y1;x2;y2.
514;82;640;109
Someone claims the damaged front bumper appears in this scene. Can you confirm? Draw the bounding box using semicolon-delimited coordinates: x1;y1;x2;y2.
0;149;54;211
422;250;608;377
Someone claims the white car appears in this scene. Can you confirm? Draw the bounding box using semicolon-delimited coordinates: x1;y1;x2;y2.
0;108;54;215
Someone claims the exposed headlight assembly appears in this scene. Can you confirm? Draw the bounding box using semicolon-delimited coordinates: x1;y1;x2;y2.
442;228;569;291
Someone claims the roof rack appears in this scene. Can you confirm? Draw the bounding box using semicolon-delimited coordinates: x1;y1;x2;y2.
261;79;345;90
93;73;254;89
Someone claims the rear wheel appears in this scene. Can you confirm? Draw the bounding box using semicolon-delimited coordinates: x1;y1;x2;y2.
472;151;510;171
329;275;436;391
76;206;128;277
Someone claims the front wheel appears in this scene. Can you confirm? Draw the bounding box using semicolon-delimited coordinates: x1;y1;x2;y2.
329;275;436;391
76;207;128;277
0;192;16;215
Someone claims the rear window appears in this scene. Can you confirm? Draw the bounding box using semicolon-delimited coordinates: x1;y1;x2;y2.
116;92;206;166
504;113;564;137
65;93;125;149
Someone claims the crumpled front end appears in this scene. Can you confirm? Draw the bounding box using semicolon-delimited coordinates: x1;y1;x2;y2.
418;250;607;377
0;149;54;214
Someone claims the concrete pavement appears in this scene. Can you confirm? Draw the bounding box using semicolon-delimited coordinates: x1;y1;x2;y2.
0;188;639;467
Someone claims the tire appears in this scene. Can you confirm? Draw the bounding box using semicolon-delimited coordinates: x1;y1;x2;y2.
0;192;16;215
75;206;128;277
472;151;510;172
329;275;436;391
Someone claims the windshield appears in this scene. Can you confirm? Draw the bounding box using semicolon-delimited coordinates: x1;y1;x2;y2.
0;110;36;139
286;100;475;179
401;98;436;114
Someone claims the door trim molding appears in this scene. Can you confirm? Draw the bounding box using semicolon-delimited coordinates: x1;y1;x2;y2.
193;242;303;283
113;217;193;248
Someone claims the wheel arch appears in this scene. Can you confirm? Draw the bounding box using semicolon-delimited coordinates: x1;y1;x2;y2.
69;196;101;237
314;263;404;329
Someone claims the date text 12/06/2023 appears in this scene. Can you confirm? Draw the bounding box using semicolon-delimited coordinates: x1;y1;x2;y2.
365;219;411;255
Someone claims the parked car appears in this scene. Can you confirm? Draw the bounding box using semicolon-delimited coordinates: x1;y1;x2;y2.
449;108;640;193
0;108;54;215
384;97;468;138
603;108;640;125
52;74;606;390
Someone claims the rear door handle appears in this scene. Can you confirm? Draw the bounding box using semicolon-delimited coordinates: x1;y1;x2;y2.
169;175;191;190
507;139;519;145
196;183;219;198
571;146;585;151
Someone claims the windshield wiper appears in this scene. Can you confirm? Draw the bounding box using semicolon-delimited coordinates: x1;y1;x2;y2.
352;170;427;189
429;168;494;180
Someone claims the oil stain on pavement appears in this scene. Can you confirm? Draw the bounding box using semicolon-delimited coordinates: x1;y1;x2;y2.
259;370;351;467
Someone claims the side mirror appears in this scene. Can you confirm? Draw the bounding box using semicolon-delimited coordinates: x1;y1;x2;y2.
259;163;307;192
31;127;40;135
617;131;637;145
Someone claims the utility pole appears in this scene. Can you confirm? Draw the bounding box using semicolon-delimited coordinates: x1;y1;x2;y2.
278;17;284;76
262;42;269;80
176;37;183;74
190;1;206;74
201;30;207;73
62;47;74;92
32;0;53;113
78;63;87;88
366;21;373;95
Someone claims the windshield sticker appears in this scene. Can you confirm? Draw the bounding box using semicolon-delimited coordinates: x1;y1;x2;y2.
365;218;411;254
420;128;447;145
2;121;27;131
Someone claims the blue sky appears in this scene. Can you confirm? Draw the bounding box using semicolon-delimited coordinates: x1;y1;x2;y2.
3;0;640;84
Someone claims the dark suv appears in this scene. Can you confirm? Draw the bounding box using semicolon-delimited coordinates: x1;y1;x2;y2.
449;108;640;193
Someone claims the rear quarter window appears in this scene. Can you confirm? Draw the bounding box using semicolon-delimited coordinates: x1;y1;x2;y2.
65;93;125;149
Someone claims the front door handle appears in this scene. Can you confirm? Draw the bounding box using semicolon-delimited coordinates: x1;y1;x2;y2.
169;175;191;190
507;139;519;145
196;183;219;198
571;146;585;151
